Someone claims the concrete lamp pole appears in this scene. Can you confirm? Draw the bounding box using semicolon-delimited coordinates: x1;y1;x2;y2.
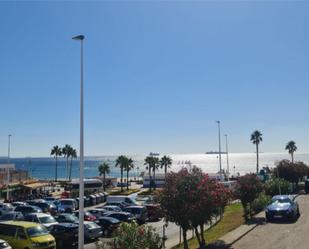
216;121;222;173
6;134;12;200
72;34;85;249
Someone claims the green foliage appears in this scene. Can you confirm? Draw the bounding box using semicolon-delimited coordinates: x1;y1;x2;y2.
265;177;290;196
251;193;272;214
98;222;163;249
275;160;309;184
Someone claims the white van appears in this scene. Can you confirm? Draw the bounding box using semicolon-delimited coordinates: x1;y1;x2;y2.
106;196;137;206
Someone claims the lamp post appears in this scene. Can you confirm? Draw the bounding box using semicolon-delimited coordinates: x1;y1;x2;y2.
6;134;12;200
216;121;222;173
72;34;85;249
225;134;229;181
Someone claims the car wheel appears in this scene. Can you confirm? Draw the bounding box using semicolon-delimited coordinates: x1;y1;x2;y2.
265;214;272;222
297;208;300;217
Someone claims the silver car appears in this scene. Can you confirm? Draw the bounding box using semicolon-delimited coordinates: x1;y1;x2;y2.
0;203;13;216
0;239;11;249
84;221;102;241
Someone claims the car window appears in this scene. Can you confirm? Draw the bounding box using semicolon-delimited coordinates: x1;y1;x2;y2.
39;216;56;224
0;225;16;237
27;225;49;237
16;228;27;240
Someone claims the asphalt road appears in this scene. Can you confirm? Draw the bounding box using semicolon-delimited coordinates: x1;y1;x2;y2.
232;195;309;249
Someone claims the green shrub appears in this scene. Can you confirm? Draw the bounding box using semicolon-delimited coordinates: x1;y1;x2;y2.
251;193;272;214
265;177;290;196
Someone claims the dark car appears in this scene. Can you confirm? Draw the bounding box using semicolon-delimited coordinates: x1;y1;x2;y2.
265;195;300;221
123;206;148;224
27;200;57;215
103;212;135;223
14;205;42;216
95;216;120;237
50;223;78;248
73;211;97;222
54;213;79;223
0;211;24;221
88;209;109;219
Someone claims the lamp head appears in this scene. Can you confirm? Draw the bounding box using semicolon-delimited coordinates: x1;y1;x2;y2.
72;35;85;40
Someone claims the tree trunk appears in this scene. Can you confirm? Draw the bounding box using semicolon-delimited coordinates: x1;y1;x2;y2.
66;157;69;180
121;167;123;192
69;157;73;181
126;169;129;190
183;228;189;249
153;167;156;190
292;153;294;164
55;156;58;182
103;172;106;192
194;227;202;247
199;223;206;248
165;166;167;180
256;143;259;174
149;167;152;192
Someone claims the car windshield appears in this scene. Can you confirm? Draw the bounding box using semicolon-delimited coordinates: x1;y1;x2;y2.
85;223;100;229
65;215;78;222
273;198;291;204
27;225;49;237
60;200;73;205
39;216;56;224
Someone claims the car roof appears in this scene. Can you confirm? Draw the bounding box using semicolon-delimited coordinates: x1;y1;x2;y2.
26;213;51;217
98;216;120;223
125;206;145;209
272;195;292;200
53;223;78;228
0;221;40;228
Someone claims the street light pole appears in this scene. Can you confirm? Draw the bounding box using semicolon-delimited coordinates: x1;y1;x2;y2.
225;134;229;181
7;134;12;200
72;34;85;249
216;121;222;173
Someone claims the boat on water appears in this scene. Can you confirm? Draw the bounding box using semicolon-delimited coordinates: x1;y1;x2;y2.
205;151;227;155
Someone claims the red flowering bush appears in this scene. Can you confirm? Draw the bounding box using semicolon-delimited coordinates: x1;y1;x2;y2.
235;173;263;221
159;166;231;249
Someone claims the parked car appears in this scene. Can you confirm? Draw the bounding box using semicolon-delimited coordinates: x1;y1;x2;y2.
145;203;163;221
95;217;120;237
0;203;13;216
24;213;58;229
103;212;135;223
44;197;57;202
15;205;42;216
97;205;121;212
73;211;96;222
11;202;26;208
57;199;77;213
0;221;56;249
106;196;136;206
26;200;57;215
53;213;79;224
0;239;11;249
265;195;300;221
49;223;78;248
88;209;109;219
104;202;127;209
84;221;102;241
123;206;148;224
0;212;24;222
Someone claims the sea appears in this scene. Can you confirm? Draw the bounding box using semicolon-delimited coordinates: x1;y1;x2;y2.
0;153;307;180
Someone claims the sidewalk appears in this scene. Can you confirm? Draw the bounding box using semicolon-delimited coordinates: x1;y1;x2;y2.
219;211;265;246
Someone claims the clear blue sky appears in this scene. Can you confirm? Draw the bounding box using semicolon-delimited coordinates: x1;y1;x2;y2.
1;1;309;157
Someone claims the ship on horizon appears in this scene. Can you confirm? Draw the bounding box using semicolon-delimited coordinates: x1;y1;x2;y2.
205;151;227;155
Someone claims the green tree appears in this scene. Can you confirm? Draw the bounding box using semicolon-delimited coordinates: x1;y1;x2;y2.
50;145;62;182
250;130;263;174
62;144;71;180
285;140;297;163
160;155;172;179
68;147;77;181
125;158;134;190
98;163;110;191
144;156;159;192
115;155;129;192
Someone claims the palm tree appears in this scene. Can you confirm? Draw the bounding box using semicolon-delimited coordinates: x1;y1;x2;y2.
98;163;110;191
68;148;77;181
50;146;62;182
285;141;297;163
125;158;134;190
160;155;173;179
144;156;159;191
115;155;128;192
250;130;263;174
62;144;71;180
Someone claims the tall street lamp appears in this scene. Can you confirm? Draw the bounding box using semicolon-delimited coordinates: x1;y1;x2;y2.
216;121;222;173
7;134;12;200
72;34;85;249
225;134;229;181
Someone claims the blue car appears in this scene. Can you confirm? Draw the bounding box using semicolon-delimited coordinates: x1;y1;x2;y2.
265;195;300;221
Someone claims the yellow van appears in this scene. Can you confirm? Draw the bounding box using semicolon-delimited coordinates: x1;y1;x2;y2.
0;221;56;249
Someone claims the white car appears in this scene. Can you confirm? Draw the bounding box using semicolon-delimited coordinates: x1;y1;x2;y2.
0;203;13;216
24;213;58;228
0;239;11;249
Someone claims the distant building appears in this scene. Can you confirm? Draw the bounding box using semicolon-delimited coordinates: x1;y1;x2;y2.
0;164;28;185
